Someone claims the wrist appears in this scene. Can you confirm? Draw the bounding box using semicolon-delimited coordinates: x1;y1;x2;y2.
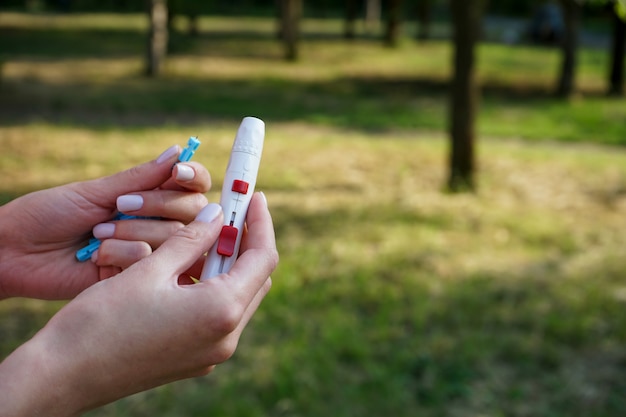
0;331;83;417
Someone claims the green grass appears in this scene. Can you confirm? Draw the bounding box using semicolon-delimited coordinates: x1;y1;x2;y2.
1;12;626;417
1;13;625;144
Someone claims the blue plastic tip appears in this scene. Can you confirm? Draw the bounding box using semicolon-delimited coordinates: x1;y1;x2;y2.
76;238;101;262
179;136;201;162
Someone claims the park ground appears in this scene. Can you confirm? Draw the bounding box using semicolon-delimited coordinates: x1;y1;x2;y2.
1;12;626;417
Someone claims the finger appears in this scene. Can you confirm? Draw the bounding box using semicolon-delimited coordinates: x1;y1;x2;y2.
161;162;212;193
98;265;123;281
239;192;274;254
237;276;272;330
116;190;209;223
221;193;278;304
184;257;208;281
80;144;183;207
95;239;153;269
149;204;224;280
213;276;272;359
94;219;185;249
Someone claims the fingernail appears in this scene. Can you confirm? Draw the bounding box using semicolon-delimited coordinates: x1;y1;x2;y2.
117;195;144;212
259;191;268;207
156;145;179;164
90;250;98;263
175;163;195;181
195;203;222;223
93;223;115;239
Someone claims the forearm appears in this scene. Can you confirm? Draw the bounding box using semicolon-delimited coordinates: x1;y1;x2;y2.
0;333;84;417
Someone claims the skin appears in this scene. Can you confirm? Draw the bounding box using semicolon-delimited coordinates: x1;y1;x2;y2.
0;148;279;416
0;145;213;299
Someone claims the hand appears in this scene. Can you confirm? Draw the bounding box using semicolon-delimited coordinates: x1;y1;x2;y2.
0;145;212;300
0;194;279;417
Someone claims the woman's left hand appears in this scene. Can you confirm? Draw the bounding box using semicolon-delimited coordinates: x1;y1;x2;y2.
0;144;212;300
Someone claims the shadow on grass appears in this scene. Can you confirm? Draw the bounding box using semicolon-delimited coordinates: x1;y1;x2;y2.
2;68;616;129
0;73;446;130
261;206;626;415
0;27;146;58
2;21;625;145
0;24;380;60
1;203;625;416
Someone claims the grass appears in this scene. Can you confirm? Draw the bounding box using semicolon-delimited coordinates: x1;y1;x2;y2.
1;11;626;417
1;13;625;143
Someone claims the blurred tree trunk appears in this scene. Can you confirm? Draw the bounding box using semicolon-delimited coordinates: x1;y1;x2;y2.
146;0;168;77
448;0;486;192
365;0;381;34
384;0;402;47
281;0;302;61
608;9;625;96
275;0;284;39
344;0;359;39
556;0;581;98
188;13;199;36
416;0;432;41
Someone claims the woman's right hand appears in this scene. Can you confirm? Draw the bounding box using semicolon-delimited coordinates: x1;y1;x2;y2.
0;193;278;417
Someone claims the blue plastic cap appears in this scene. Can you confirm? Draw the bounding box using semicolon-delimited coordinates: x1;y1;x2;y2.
179;136;201;162
76;238;101;262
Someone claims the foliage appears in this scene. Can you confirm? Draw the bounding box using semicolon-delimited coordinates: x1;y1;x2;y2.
617;0;626;18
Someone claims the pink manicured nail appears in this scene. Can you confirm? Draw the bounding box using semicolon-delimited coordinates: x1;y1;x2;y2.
259;191;268;207
176;164;195;181
117;195;144;212
156;145;179;164
93;223;115;239
195;203;222;223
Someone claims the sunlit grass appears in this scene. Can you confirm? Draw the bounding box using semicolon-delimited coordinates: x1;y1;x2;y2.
2;121;626;416
1;12;623;144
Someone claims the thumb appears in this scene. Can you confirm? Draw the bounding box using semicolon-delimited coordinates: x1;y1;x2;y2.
149;203;224;279
81;145;182;205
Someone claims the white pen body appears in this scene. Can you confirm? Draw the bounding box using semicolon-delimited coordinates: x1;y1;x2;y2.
200;117;264;280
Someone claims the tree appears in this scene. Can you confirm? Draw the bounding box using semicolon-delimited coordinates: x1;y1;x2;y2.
384;0;403;47
416;0;433;41
556;0;582;97
279;0;302;61
345;0;359;39
447;0;487;192
146;0;168;77
584;0;626;95
365;0;381;34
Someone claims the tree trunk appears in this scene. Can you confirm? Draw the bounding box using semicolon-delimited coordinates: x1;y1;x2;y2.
556;0;581;98
344;0;359;39
281;0;302;61
447;0;485;192
365;0;381;35
146;0;168;77
608;10;626;96
384;0;402;47
416;0;432;41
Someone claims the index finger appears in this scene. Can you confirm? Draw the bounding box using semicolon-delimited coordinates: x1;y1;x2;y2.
161;162;212;193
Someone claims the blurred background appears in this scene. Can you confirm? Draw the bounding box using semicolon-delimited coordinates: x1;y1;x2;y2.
1;0;626;416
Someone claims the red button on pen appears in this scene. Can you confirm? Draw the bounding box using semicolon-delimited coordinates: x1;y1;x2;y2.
217;225;238;257
232;180;249;194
